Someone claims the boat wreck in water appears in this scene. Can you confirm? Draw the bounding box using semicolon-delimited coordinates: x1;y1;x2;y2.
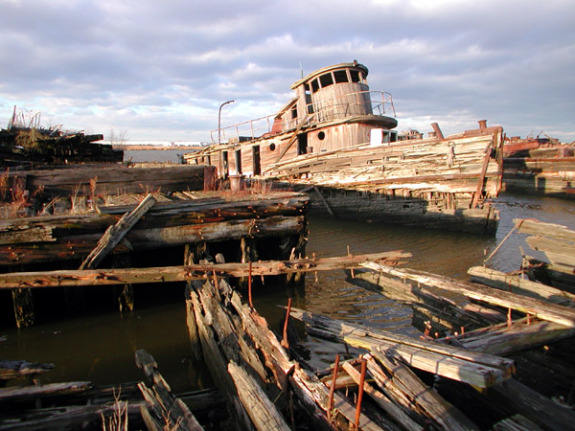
184;61;504;235
502;135;575;199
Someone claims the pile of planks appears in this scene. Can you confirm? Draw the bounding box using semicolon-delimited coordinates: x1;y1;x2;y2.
343;234;575;430
0;191;309;268
183;250;553;430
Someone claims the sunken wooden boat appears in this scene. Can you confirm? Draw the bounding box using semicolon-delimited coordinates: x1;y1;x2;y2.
502;135;575;198
184;61;504;235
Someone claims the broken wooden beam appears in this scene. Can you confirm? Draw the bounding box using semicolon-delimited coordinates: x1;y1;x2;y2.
135;348;204;431
288;307;515;388
360;261;575;328
227;361;291;431
0;251;411;289
79;193;156;269
0;381;92;402
0;359;54;382
341;360;424;431
467;266;575;306
364;353;479;431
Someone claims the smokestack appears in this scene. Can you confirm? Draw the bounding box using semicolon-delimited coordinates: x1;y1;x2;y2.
431;122;444;140
478;120;487;130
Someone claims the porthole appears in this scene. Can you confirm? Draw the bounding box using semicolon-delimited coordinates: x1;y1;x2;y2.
318;131;325;140
270;143;276;151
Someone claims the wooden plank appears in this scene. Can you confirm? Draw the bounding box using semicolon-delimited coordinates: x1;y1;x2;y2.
0;381;92;402
471;143;495;208
361;261;575;328
443;318;575;355
0;251;411;289
79;193;156;269
467;266;575;306
289;366;385;431
365;353;479;431
0;215;306;267
0;360;54;381
289;307;515;388
341;361;424;431
135;349;204;431
227;361;291;431
515;218;575;242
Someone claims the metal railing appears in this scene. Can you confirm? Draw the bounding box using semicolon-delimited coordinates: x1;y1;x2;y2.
211;91;396;144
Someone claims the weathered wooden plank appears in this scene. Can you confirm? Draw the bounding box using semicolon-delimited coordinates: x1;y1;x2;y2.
0;251;410;289
341;361;424;431
289;307;515;388
290;366;385;431
468;266;575;306
0;215;306;267
228;361;291;431
443;318;575;355
14;164;210;196
135;348;204;431
0;381;92;402
0;360;54;381
0;225;54;245
365;353;479;431
515;218;575;242
79;193;156;269
361;261;575;328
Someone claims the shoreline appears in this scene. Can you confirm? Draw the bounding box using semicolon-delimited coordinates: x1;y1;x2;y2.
114;145;203;151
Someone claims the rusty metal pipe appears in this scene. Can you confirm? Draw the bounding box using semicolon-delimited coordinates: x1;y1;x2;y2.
354;358;367;428
327;354;340;420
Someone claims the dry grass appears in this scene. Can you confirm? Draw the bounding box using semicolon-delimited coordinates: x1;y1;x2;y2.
101;389;128;431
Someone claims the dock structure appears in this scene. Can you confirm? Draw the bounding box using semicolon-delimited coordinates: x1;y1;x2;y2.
2;219;575;429
0;162;310;327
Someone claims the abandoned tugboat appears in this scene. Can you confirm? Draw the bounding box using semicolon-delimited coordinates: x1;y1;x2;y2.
184;61;504;235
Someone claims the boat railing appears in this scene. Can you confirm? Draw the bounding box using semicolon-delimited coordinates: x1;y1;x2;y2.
211;90;396;144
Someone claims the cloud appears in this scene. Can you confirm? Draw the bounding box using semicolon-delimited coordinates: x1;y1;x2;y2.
0;0;573;142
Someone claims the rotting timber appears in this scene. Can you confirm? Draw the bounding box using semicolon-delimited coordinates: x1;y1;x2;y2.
0;161;312;328
333;220;575;430
184;62;504;235
501;135;575;199
0;106;123;167
180;248;575;431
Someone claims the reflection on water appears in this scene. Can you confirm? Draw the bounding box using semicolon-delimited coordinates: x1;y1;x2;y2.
1;185;574;392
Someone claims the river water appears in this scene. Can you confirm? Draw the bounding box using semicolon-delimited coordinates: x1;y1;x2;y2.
1;150;574;394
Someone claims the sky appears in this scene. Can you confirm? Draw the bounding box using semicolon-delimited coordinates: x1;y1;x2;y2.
1;0;574;144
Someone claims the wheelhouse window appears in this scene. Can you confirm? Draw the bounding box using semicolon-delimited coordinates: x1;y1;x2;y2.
311;79;320;93
319;73;334;88
334;70;348;83
350;70;360;83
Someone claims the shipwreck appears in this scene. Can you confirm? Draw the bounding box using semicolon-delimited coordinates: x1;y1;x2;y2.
184;61;505;235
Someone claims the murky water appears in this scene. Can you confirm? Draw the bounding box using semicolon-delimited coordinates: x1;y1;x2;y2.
1;151;574;393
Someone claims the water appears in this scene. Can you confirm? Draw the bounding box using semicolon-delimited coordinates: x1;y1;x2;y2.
1;151;574;392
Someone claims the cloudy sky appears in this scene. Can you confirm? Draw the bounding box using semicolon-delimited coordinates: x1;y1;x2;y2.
1;0;574;144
